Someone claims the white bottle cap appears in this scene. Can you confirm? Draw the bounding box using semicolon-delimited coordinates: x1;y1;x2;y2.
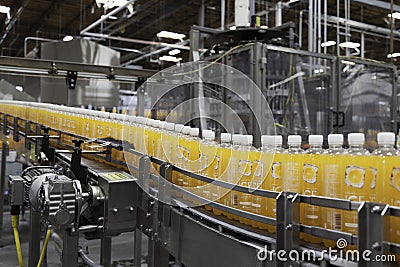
152;120;160;128
348;133;365;145
242;135;253;145
308;135;323;145
273;135;283;145
287;135;302;146
182;126;191;135
174;124;184;133
202;130;215;140
190;128;199;137
220;133;231;143
165;122;175;131
159;121;167;129
261;135;274;146
377;132;395;145
145;118;154;126
232;134;242;145
136;116;146;124
328;134;343;145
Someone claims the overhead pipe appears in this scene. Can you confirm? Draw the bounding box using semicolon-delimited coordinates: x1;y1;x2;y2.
221;0;226;30
81;32;191;50
122;40;189;66
24;37;57;57
276;2;282;27
0;0;31;45
80;0;135;35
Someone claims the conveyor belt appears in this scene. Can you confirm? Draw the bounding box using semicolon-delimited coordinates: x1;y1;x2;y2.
1;100;400;267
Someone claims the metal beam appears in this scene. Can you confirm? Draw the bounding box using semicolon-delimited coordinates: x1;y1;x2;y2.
326;15;400;37
82;32;191;50
352;0;400;13
80;0;136;35
0;56;156;78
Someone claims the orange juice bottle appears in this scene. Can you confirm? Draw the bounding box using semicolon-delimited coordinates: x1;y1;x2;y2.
214;133;232;216
199;130;216;200
323;134;346;247
283;135;304;194
259;135;283;232
301;135;324;243
177;126;191;188
372;132;399;246
232;134;256;224
342;133;371;235
187;128;201;190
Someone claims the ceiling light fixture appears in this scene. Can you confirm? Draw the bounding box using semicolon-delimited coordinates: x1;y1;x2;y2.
387;52;400;58
156;31;185;40
321;40;336;47
388;12;400;19
0;5;10;20
339;42;360;49
15;86;23;92
63;35;74;42
159;55;182;63
168;49;181;56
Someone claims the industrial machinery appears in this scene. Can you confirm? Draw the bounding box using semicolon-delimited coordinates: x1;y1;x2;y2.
1;98;400;267
0;33;398;267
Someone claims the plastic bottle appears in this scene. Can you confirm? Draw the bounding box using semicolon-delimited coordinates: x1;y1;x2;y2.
283;135;304;194
322;134;346;247
199;130;218;207
342;133;373;235
172;124;184;185
257;135;274;229
214;133;231;216
187;128;200;189
163;122;175;165
232;134;256;225
373;132;399;245
177;126;191;188
301;135;324;243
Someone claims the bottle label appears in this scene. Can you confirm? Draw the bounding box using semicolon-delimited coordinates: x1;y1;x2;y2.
200;154;209;171
345;165;365;188
272;162;281;179
391;167;400;192
238;160;252;176
302;164;318;184
369;166;377;189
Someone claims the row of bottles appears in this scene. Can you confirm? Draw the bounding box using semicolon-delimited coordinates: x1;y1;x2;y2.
1;102;399;248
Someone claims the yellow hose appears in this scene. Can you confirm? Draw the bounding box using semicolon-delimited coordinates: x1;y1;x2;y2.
12;215;24;267
37;229;51;267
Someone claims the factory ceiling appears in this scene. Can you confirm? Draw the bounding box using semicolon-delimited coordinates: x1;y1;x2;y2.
0;0;399;69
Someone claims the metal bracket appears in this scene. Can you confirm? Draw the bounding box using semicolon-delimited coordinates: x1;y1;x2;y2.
358;202;390;267
13;116;19;142
107;67;115;80
48;62;58;75
276;192;300;267
66;71;78;89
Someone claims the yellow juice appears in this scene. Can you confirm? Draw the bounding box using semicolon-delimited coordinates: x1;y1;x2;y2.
199;130;219;210
250;149;264;228
185;128;201;199
301;136;324;244
176;126;191;189
342;134;373;236
259;135;283;233
322;134;346;248
214;133;231;216
372;133;400;251
231;135;255;225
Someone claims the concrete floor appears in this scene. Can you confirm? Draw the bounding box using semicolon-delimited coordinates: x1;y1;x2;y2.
0;206;149;267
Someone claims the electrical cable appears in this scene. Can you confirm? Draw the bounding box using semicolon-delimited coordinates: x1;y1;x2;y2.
37;229;51;267
12;215;24;267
